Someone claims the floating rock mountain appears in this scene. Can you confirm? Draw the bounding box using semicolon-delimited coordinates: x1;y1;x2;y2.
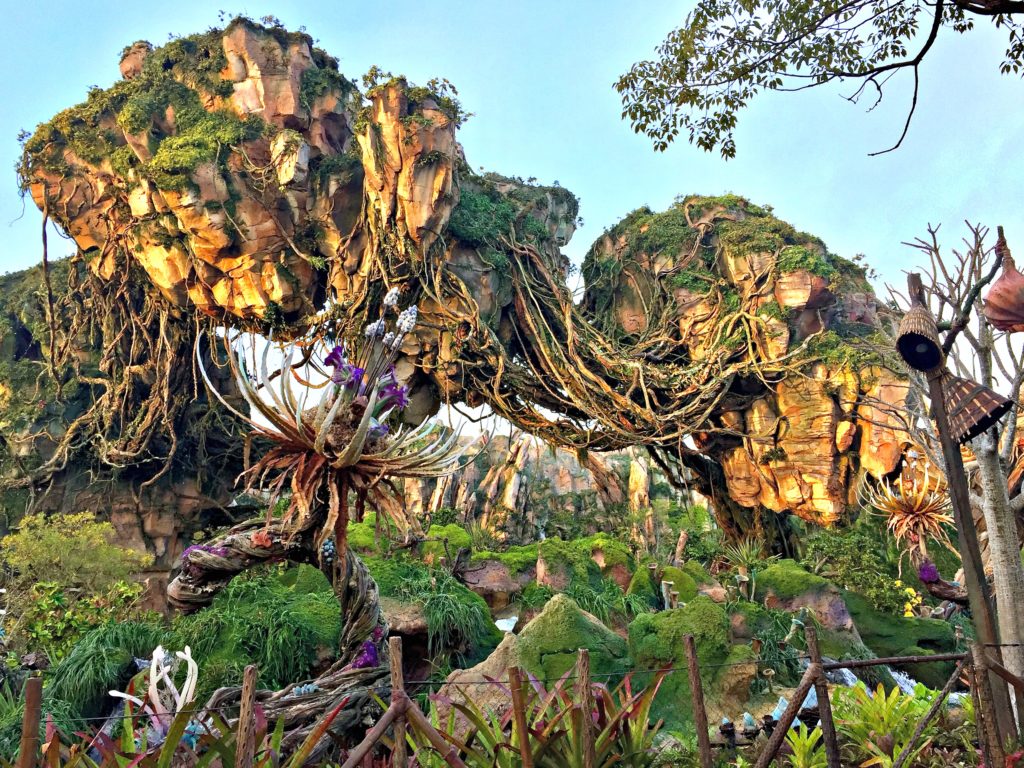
5;17;912;555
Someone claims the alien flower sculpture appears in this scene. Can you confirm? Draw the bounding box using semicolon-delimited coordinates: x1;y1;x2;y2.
861;458;959;571
198;290;470;561
108;646;201;749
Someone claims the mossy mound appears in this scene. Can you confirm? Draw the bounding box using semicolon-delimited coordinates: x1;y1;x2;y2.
682;560;713;585
471;543;539;576
844;591;956;688
346;512;378;553
626;567;659;609
757;559;831;601
364;555;500;661
538;537;600;584
423;523;472;562
660;566;699;602
516;594;631;682
577;533;633;570
627;596;730;730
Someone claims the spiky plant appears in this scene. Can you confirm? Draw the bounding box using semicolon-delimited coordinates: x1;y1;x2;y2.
198;289;470;561
860;458;959;571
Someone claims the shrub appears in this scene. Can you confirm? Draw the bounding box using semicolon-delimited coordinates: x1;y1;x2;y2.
0;512;151;594
0;512;153;656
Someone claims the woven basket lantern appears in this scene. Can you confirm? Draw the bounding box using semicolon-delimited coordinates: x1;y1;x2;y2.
943;372;1015;444
897;304;943;371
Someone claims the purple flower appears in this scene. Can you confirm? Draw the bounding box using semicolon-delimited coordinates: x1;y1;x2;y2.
346;367;365;392
324;345;345;368
918;561;940;584
380;381;410;410
349;640;379;669
368;421;390;439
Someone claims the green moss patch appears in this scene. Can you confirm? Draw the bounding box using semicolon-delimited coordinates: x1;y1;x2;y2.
681;560;713;586
844;590;956;688
626;568;659;609
659;566;699;602
757;559;831;601
471;543;539;576
517;594;630;682
627;596;729;730
423;523;472;561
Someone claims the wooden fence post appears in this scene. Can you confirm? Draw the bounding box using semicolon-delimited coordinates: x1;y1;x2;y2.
753;666;819;768
892;657;969;768
509;667;534;768
805;627;840;768
16;676;42;768
575;649;595;768
389;637;408;768
235;665;258;768
684;635;713;768
971;642;1007;767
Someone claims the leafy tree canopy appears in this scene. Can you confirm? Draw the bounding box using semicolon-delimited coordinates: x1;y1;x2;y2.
616;0;1024;157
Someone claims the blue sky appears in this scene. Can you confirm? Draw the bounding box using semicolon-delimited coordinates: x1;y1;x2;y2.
1;0;1022;295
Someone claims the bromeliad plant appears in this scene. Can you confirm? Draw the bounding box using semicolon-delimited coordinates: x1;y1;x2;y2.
199;288;470;560
404;670;666;767
860;457;959;573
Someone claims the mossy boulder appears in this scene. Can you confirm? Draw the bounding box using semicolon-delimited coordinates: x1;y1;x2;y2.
516;594;631;682
757;559;831;601
626;567;659;610
627;596;730;730
471;543;539;578
660;566;699;602
578;533;634;589
682;560;713;585
346;512;378;553
537;538;599;590
423;523;472;563
844;591;956;688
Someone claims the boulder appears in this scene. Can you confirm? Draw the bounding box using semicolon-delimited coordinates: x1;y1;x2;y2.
628;596;730;730
516;594;631;682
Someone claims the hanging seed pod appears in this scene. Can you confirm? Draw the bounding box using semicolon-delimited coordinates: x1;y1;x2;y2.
984;228;1024;332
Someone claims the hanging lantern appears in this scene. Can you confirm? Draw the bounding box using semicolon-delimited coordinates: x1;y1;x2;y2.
943;373;1015;444
897;304;943;371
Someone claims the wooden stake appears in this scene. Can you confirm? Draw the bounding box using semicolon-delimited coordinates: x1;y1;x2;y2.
404;706;469;768
906;273;1014;742
971;642;1007;767
508;667;534;768
390;637;408;768
753;667;818;768
684;635;713;768
892;657;969;768
805;627;840;768
576;650;595;768
16;676;41;768
235;665;259;768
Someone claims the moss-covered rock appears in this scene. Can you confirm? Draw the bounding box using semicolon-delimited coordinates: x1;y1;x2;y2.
517;594;630;682
423;523;472;563
844;591;956;688
660;566;699;602
471;543;539;577
626;567;659;609
682;560;713;585
537;537;599;589
757;559;832;601
346;512;378;553
627;596;730;730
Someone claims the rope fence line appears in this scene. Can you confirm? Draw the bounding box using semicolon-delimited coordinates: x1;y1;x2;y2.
15;640;985;734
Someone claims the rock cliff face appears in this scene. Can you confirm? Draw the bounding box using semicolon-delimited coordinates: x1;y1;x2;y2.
11;17;912;540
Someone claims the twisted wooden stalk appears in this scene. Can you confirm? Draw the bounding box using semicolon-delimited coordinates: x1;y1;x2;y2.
167;517;390;757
